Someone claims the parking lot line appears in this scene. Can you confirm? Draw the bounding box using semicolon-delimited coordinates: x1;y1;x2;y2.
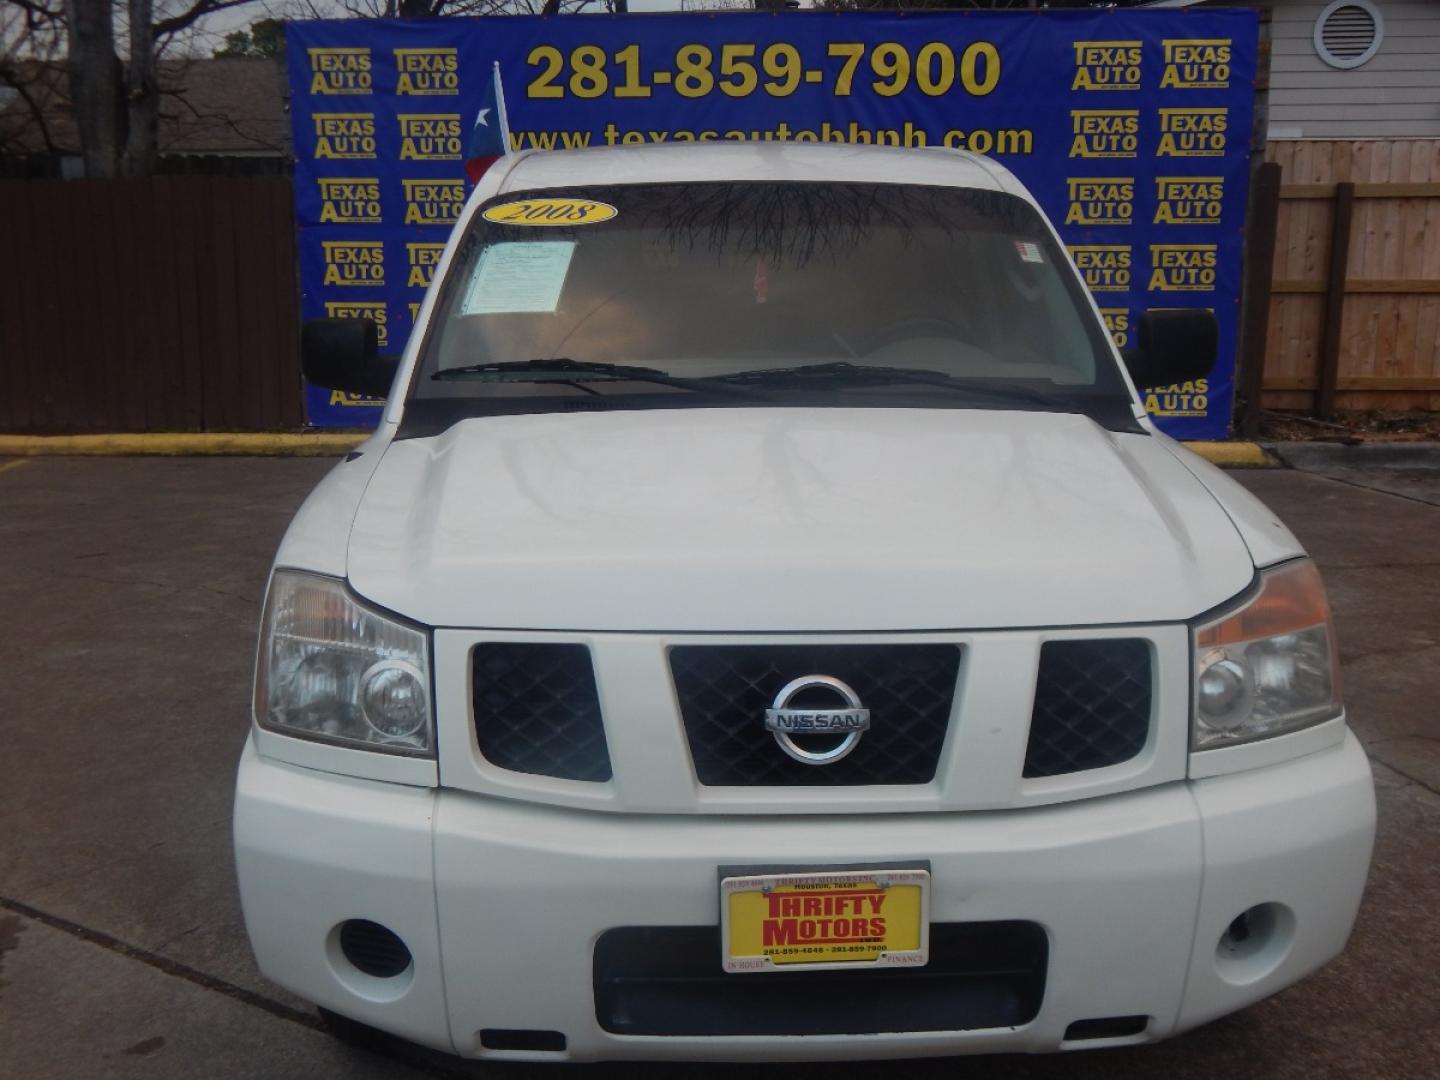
0;459;30;475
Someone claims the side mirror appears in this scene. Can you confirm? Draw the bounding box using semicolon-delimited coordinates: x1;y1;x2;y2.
301;318;399;398
1121;308;1217;390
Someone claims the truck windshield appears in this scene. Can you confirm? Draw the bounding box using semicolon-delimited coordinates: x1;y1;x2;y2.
411;181;1130;416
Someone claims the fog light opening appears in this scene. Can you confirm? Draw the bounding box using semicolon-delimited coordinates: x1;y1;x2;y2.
326;920;416;1003
1215;902;1296;986
339;919;412;978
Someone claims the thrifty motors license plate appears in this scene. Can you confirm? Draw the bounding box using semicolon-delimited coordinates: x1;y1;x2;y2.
721;868;929;974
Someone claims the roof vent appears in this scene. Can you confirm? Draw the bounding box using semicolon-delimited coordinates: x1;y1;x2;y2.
1314;0;1383;70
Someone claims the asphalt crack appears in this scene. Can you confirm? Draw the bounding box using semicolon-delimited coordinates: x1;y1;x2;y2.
0;895;318;1029
0;912;21;992
1325;561;1440;573
1365;752;1440;799
15;565;261;611
0;897;478;1078
1294;468;1440;510
1341;641;1440;665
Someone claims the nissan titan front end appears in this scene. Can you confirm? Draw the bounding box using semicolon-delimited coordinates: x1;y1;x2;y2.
233;143;1376;1063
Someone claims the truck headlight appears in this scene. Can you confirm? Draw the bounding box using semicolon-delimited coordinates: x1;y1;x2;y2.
1192;559;1341;750
254;570;433;755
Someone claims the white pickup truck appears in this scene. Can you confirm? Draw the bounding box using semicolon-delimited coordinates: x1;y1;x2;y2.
234;143;1375;1063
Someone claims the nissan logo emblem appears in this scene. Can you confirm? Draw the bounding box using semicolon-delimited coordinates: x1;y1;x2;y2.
763;675;871;765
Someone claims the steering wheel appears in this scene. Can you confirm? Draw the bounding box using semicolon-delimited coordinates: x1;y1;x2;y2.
857;315;974;355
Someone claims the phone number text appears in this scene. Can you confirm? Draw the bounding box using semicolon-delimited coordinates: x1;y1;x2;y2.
526;40;1002;101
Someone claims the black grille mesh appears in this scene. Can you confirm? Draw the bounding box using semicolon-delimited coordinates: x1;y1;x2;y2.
339;920;411;979
595;922;1047;1036
471;643;612;782
1024;639;1151;778
669;644;961;786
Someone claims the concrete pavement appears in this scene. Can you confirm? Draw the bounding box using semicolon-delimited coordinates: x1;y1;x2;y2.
0;915;430;1080
1;455;1436;1079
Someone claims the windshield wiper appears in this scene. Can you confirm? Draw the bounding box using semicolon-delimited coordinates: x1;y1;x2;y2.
710;361;1081;410
431;358;764;399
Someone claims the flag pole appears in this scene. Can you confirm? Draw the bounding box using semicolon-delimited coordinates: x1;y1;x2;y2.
493;61;512;157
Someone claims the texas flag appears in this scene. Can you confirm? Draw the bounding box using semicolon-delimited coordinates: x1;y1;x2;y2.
464;63;511;184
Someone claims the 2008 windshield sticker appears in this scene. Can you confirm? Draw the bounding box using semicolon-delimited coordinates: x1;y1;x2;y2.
482;197;618;226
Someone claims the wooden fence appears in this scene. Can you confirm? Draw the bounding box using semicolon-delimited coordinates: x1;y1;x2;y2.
1257;139;1440;414
0;175;304;433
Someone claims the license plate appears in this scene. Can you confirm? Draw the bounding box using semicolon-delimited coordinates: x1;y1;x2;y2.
720;867;929;974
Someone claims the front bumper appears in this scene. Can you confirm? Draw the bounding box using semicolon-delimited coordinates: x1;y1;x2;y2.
233;731;1375;1062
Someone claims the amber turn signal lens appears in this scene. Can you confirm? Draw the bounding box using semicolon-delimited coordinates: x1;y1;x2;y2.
1196;560;1332;648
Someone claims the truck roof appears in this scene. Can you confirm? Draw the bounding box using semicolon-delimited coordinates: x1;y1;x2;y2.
492;142;1030;201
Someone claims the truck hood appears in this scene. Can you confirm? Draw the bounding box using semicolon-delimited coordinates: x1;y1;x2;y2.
346;408;1254;632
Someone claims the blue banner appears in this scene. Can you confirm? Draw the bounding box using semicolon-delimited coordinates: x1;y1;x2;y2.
288;10;1256;438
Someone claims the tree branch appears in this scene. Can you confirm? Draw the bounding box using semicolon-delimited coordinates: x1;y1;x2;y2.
0;63;60;154
5;0;61;18
159;79;288;154
153;0;258;40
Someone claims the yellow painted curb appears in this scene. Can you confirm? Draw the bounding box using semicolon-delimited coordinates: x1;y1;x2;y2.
1183;441;1274;467
0;433;368;457
1;432;1274;465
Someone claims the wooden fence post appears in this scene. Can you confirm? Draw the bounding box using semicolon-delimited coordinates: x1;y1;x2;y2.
1316;181;1355;420
1237;161;1282;438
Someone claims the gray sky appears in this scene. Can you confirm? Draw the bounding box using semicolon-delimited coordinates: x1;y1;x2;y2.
199;0;699;48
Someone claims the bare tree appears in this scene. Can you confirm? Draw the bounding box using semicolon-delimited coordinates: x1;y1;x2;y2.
79;0;262;175
2;0;263;176
5;0;628;174
64;0;122;174
279;0;617;18
1;0;68;157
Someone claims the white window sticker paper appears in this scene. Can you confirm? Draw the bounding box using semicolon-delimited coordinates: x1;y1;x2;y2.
460;241;576;315
1014;240;1044;265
